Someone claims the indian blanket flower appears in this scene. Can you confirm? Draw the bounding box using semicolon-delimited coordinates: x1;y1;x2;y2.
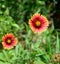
2;33;18;49
29;14;49;33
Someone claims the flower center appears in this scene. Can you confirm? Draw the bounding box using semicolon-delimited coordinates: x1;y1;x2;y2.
7;39;11;43
35;21;41;27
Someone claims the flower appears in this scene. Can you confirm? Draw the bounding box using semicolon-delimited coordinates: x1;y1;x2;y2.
2;33;18;49
29;14;49;33
52;53;60;62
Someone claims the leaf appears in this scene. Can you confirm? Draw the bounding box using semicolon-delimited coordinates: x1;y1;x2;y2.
33;42;40;48
0;53;5;61
12;23;20;30
2;50;10;62
56;32;60;53
34;57;45;64
46;36;52;55
4;8;9;15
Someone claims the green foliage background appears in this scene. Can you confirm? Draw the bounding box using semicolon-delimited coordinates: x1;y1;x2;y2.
0;0;60;64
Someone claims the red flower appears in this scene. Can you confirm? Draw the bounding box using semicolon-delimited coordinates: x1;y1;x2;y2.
29;14;49;33
2;33;18;49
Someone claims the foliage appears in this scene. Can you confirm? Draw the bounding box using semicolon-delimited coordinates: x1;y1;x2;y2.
0;0;57;23
0;24;60;64
0;0;60;64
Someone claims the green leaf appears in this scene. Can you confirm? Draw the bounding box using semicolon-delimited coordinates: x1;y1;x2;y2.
0;53;5;61
2;50;10;62
56;33;60;53
46;36;52;55
4;8;9;15
12;23;20;30
34;57;45;64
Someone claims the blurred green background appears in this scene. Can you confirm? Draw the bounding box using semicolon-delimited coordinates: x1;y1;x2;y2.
0;0;60;64
0;0;57;22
